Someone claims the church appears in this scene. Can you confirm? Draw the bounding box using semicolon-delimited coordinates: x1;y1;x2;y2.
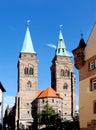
6;24;76;129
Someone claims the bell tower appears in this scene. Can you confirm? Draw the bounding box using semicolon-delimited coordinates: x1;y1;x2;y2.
15;24;38;129
50;26;76;120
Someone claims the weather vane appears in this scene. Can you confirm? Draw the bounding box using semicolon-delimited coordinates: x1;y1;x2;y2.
27;20;31;27
60;24;63;30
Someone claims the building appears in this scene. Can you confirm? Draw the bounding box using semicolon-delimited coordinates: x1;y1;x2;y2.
72;24;96;130
0;82;6;128
15;24;76;129
15;26;38;129
37;86;63;118
50;27;76;120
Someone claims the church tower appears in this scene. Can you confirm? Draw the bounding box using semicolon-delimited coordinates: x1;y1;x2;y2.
15;24;38;129
50;26;76;120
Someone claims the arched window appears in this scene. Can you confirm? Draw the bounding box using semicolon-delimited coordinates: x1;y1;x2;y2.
24;67;29;75
63;83;68;89
64;67;70;77
60;69;64;76
29;67;34;75
26;81;32;87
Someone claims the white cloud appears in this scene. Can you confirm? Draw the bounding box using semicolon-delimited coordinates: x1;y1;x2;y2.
47;44;56;49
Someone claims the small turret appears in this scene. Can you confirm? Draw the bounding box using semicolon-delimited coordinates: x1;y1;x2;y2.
72;34;86;69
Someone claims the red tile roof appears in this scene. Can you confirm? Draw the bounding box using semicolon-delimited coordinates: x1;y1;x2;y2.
37;86;62;99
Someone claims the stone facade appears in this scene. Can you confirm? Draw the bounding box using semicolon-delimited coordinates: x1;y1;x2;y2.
15;53;38;129
15;26;76;129
51;55;76;120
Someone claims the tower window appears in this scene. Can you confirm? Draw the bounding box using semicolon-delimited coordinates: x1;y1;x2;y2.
60;69;64;76
58;49;60;53
62;48;64;52
26;81;32;87
63;83;68;89
29;67;34;75
24;67;28;75
64;67;70;77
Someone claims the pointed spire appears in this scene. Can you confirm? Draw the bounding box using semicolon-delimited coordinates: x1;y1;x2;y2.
56;25;71;57
21;21;36;54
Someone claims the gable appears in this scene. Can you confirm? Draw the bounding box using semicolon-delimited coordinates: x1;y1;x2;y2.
85;24;96;60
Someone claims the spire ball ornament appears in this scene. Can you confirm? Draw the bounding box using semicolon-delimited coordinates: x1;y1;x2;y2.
27;20;31;27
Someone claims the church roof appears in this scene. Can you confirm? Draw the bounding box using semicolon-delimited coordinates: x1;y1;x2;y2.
37;86;62;99
55;27;71;57
21;26;36;54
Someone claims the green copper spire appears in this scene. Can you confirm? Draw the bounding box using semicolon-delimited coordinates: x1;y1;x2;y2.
56;25;70;57
21;24;36;54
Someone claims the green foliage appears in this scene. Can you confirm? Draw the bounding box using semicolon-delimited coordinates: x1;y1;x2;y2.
37;104;61;127
42;104;56;116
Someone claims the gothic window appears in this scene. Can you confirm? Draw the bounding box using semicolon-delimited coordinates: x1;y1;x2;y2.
29;67;34;75
60;69;64;76
63;83;68;89
24;67;29;75
26;81;32;88
90;78;96;91
65;67;70;77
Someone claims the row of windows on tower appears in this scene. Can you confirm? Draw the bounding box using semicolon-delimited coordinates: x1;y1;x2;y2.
24;67;34;75
60;69;70;77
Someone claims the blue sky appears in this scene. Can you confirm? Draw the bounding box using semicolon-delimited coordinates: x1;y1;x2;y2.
0;0;96;109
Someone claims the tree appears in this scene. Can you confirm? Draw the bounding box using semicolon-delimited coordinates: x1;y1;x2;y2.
38;104;61;127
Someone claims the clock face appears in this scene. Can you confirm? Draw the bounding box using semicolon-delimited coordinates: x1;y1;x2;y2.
26;81;32;88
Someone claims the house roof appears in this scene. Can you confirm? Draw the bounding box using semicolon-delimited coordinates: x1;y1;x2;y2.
37;86;62;99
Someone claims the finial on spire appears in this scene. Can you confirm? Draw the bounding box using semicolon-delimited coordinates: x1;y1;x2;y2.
60;24;63;31
27;20;31;27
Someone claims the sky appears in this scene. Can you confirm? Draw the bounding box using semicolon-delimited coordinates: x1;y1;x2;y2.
0;0;96;112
